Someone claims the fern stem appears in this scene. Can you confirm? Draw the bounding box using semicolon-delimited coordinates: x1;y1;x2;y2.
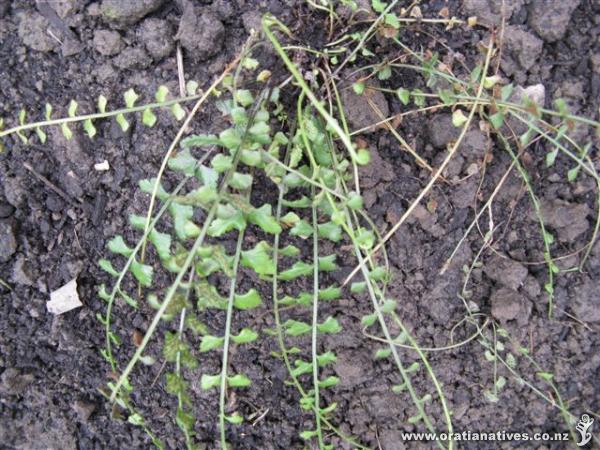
310;185;325;448
0;95;203;139
219;228;246;450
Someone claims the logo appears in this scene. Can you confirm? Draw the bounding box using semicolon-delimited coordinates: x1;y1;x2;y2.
576;414;594;447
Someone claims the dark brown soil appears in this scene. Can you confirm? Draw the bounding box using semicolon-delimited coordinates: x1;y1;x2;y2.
1;1;599;449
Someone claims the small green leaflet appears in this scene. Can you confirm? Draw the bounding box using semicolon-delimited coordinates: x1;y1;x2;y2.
168;148;197;175
108;235;133;257
500;83;514;101
124;88;138;108
372;0;387;13
83;119;96;137
317;222;342;242
219;128;242;149
142;108;157;127
99;259;118;276
351;282;367;294
207;209;246;237
234;289;262;309
228;374;251;387
181;134;221;148
116;113;129;132
353;82;365;95
225;413;243;424
130;260;153;287
241;241;275;275
247;204;282;234
148;230;171;260
317;351;337;367
318;376;339;388
354;148;370;165
240;150;262;166
318;255;337;272
490;111;504;129
199;335;224;352
68;100;78;117
61;123;73;140
139;178;169;200
231;328;258;344
97;95;107;113
346;192;363;210
317;316;342;333
279;261;313;281
284;319;311;336
197;165;218;188
281;211;300;227
234;89;254;106
200;374;220;390
229;172;253;190
186;80;199;96
290;219;313;238
211;154;233;172
280;245;300;257
155;85;168;102
361;313;377;327
171;103;186;121
319;286;341;301
397;88;410;105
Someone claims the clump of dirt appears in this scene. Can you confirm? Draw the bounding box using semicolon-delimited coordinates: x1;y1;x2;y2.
1;1;599;449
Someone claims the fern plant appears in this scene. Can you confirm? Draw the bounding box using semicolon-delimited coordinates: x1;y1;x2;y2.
2;3;599;449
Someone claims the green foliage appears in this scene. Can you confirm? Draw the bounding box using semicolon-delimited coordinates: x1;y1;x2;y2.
8;13;594;450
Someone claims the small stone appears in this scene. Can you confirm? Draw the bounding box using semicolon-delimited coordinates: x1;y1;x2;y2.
12;256;35;286
528;0;580;43
451;179;477;209
522;275;541;299
2;176;26;208
334;350;371;388
572;278;600;322
93;29;123;56
61;38;83;57
0;202;15;218
241;10;262;34
358;147;394;189
0;368;34;395
72;400;96;422
0;221;17;263
491;287;531;323
536;199;590;242
49;0;79;18
176;8;224;61
505;84;546;135
100;0;165;27
341;83;389;133
17;12;58;52
513;84;546;107
460;129;487;160
137;18;174;60
428;113;460;148
94;62;118;83
94;160;110;171
462;0;525;26
47;279;82;315
378;430;408;450
212;0;235;20
500;26;543;76
113;47;151;70
483;254;528;291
